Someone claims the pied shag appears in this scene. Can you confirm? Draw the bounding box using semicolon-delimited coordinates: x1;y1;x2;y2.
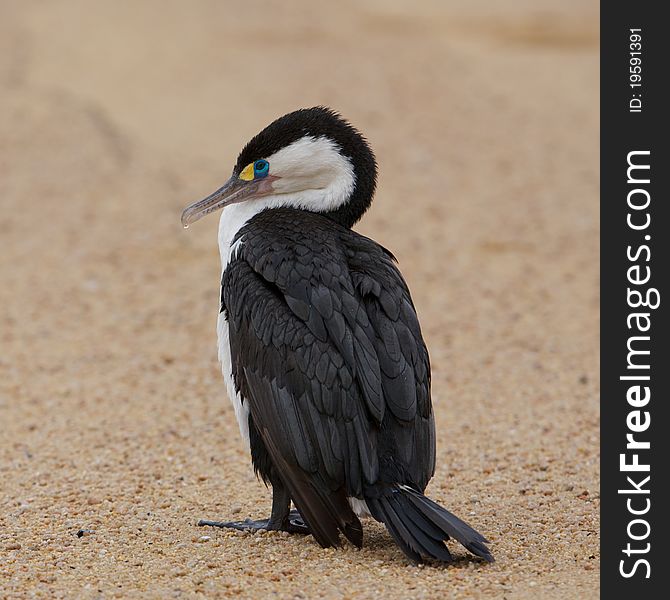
181;107;493;563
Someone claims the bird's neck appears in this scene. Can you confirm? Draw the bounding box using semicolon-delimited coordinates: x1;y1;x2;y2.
218;201;265;268
217;189;370;268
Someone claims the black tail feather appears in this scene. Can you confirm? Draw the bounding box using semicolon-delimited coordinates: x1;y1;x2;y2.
373;498;423;562
386;496;454;562
367;485;494;563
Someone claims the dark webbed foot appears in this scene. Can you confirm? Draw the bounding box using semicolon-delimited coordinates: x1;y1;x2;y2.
198;509;309;535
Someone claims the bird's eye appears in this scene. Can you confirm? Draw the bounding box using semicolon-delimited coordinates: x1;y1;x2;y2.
254;160;269;178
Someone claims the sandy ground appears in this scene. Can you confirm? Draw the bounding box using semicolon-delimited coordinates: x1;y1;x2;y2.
1;1;599;598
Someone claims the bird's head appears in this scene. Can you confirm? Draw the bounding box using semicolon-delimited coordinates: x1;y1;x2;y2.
181;107;377;229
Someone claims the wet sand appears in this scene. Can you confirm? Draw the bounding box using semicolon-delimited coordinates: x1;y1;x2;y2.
1;1;599;598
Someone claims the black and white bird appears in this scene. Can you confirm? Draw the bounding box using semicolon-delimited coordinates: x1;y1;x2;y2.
181;107;492;563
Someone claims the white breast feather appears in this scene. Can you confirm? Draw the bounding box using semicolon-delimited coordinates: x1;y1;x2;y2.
217;203;260;447
215;134;355;447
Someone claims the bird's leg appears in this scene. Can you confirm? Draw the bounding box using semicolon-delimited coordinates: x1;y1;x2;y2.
198;480;309;534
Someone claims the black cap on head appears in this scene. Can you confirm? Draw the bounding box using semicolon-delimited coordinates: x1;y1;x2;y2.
235;107;378;228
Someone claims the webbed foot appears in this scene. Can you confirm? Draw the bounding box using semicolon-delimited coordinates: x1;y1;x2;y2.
198;509;309;534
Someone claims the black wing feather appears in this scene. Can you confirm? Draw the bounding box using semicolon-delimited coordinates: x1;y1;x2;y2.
224;208;434;546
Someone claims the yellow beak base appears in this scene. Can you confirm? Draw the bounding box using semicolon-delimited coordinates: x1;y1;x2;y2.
239;163;255;181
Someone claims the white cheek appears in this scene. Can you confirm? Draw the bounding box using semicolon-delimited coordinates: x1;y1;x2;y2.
272;169;334;193
266;136;355;212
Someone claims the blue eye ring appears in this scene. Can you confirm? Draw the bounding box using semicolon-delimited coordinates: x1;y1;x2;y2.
254;159;269;178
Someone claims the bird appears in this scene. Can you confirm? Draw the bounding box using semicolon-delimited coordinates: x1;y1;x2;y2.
181;107;493;564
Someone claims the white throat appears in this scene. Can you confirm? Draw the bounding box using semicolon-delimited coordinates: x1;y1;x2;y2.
217;201;265;268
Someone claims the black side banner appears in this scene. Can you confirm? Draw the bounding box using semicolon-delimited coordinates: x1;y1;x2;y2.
601;2;669;596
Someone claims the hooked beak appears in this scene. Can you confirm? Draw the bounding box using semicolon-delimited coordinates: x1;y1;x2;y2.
181;175;273;228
